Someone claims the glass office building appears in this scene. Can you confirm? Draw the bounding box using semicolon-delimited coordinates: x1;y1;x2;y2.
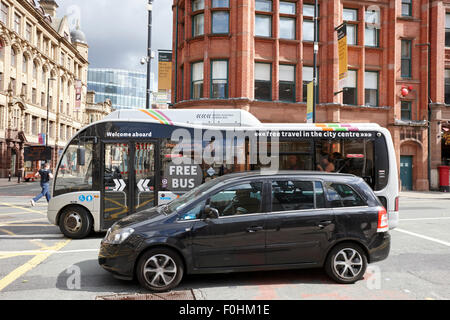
87;68;147;110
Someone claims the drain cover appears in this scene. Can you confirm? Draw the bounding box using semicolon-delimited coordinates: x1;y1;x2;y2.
96;289;196;300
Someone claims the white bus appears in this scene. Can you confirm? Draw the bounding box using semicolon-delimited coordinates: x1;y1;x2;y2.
47;109;399;238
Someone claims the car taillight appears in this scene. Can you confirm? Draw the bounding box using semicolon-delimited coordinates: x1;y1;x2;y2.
395;196;399;212
377;206;389;233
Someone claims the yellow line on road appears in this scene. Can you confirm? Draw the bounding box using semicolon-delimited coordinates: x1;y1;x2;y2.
0;203;46;215
0;218;48;227
0;239;71;292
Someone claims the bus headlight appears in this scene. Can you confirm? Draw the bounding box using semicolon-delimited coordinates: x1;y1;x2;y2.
104;227;135;244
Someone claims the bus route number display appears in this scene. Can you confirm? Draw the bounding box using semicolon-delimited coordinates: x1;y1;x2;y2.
164;163;203;192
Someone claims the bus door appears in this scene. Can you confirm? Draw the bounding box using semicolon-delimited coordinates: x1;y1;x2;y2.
103;142;132;228
133;141;158;213
102;141;159;229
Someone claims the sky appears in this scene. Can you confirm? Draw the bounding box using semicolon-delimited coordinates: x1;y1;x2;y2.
57;0;173;73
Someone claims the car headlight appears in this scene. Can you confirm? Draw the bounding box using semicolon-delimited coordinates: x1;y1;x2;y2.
104;227;135;244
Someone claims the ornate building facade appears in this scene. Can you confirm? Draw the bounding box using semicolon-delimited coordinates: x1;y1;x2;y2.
0;0;89;177
171;0;450;191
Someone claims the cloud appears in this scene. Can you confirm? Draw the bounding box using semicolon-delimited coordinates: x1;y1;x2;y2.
57;0;173;73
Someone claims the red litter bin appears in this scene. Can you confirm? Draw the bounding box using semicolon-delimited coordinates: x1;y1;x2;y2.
438;166;450;192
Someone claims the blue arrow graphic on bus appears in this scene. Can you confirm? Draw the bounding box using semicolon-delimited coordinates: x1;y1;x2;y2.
113;179;126;191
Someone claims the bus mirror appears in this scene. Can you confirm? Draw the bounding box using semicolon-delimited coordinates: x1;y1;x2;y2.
77;148;86;166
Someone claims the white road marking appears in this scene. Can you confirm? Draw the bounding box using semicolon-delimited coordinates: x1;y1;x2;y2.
394;228;450;247
400;217;450;221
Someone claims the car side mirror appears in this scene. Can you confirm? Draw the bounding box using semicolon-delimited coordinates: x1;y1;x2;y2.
203;205;219;220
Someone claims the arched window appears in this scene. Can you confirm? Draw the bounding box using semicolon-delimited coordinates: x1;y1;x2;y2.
32;61;38;79
11;47;16;67
22;55;28;72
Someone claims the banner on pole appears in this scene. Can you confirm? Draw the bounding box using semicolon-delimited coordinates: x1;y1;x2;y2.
306;81;314;123
337;23;348;88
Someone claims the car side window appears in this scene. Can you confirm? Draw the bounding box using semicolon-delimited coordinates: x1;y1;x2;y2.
314;181;326;209
272;180;314;212
324;182;366;208
178;200;206;221
208;182;263;217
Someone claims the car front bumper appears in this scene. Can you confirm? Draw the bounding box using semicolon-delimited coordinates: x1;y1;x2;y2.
98;241;140;280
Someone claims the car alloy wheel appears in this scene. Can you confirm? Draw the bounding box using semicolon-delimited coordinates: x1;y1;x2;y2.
325;243;367;284
137;248;184;292
333;248;364;280
143;254;178;288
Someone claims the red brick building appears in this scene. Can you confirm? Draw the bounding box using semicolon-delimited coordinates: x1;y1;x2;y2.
171;0;450;191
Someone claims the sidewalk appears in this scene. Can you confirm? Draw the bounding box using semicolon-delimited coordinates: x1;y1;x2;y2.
0;178;34;187
400;191;450;199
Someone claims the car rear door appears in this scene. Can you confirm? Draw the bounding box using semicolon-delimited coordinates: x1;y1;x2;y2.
265;179;336;265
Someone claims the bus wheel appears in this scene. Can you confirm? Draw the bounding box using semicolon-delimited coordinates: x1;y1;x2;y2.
59;206;93;239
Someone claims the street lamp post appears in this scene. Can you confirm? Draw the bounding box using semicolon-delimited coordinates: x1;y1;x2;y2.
146;0;154;109
313;0;318;123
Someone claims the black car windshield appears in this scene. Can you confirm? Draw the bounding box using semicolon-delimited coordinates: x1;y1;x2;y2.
166;178;220;212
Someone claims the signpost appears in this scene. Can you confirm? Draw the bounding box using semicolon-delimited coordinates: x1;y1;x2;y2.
336;23;348;89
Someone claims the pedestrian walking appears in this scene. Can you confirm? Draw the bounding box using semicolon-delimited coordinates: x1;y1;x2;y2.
30;162;53;206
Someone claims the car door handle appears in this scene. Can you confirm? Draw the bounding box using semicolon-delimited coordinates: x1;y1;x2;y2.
246;226;264;233
317;220;333;229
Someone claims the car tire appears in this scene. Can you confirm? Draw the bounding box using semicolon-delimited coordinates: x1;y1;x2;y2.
58;206;93;239
136;248;184;292
325;242;368;284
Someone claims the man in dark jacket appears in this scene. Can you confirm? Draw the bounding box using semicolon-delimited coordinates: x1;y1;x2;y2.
30;162;54;206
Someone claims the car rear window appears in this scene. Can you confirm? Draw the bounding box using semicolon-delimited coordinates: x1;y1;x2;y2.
324;182;367;208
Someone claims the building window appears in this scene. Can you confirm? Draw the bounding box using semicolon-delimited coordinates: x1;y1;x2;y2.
211;60;228;99
192;13;204;37
255;14;272;37
25;23;32;41
14;13;20;34
401;101;412;120
302;66;313;102
279;65;295;102
401;40;412;78
32;116;38;135
302;3;318;42
192;0;204;11
365;71;378;107
10;48;16;67
343;8;358;45
60;52;65;66
32;88;37;104
401;0;412;17
191;61;203;99
365;9;380;47
10;78;16;92
22;55;27;73
343;70;357;105
446;14;450;47
0;2;8;26
255;0;272;12
254;62;272;101
212;11;229;34
302;20;314;41
33;61;38;79
445;69;450;104
41;92;45;107
280;1;295;15
212;0;229;8
21;83;26;96
280;17;295;40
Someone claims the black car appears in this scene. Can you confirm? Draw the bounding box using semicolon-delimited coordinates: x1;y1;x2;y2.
99;171;390;292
